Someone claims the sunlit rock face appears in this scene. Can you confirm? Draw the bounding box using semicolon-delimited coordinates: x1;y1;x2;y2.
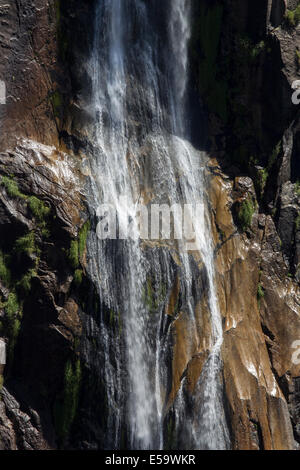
208;161;300;449
0;0;299;451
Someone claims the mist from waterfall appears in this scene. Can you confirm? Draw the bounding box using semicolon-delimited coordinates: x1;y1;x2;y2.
85;0;230;450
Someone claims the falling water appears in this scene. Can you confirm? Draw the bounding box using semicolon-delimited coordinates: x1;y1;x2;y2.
85;0;229;450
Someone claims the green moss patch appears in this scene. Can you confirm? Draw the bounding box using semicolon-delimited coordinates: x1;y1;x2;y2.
1;176;25;199
54;359;82;444
69;220;90;270
69;240;79;269
15;232;37;256
257;283;265;303
237;199;255;232
28;196;50;220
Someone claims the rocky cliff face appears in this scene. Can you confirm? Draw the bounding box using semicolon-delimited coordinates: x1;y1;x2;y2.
0;0;299;450
190;0;300;449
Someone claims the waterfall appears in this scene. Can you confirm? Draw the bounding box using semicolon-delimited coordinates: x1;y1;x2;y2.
85;0;230;450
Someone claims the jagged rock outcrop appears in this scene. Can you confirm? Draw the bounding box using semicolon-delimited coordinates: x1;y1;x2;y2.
0;139;90;449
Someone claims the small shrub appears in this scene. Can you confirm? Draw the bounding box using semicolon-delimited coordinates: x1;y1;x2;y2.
15;232;36;256
251;40;265;59
18;269;37;294
1;176;25;199
257;283;264;301
41;227;50;238
28;196;50;221
238;199;255;232
238;36;265;62
286;10;295;26
5;292;19;318
258;168;268;197
285;6;300;27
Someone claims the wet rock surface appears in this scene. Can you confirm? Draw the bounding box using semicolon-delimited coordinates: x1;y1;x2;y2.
209;160;300;449
0;0;299;451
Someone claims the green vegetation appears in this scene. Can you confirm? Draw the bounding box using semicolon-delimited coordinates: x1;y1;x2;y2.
237;199;255;232
295;181;300;197
0;231;39;365
54;359;82;443
143;278;155;312
28;196;51;237
15;232;36;256
18;269;37;294
251;40;266;59
0;251;11;286
0;176;61;368
238;37;265;61
257;283;265;301
78;221;90;260
69;240;79;269
69;221;90;270
1;176;25;199
257;168;268;198
28;196;50;221
50;91;63;118
5;292;19;317
285;5;300;27
1;177;51;233
0;375;3;392
4;292;22;363
74;269;83;286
